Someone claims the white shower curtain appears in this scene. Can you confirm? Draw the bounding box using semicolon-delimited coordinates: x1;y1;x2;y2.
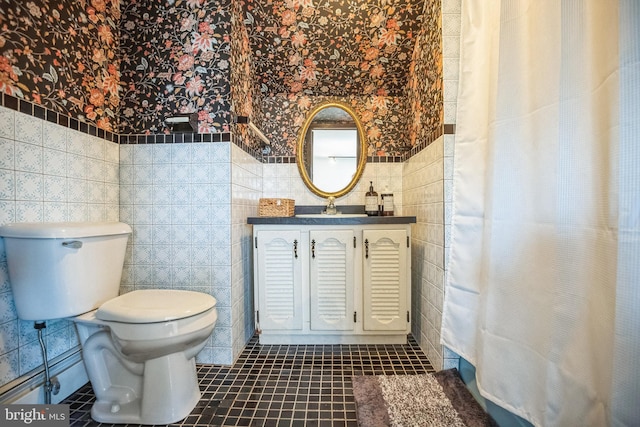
442;1;639;426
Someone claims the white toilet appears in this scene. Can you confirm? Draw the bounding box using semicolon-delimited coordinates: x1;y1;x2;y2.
0;222;218;425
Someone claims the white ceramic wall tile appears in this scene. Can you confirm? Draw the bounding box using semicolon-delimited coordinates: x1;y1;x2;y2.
191;204;212;224
171;203;190;223
191;143;212;163
44;176;67;202
0;350;20;387
152;144;172;164
15;113;42;145
15;143;43;174
153;163;172;184
133;144;153;164
0;108;118;377
0;138;14;169
152;244;172;263
67;130;87;156
152;185;171;205
66;153;87;179
212;162;231;184
67;178;87;203
134;184;153;205
171;143;191;163
442;13;461;37
42;121;67;151
66;203;87;222
104;163;119;184
403;136;452;370
134;164;153;184
0;107;15;139
133;224;153;245
18;339;42;375
212;143;231;162
15;172;43;201
0;319;19;356
105;183;119;204
43;147;66;175
119;144;134;164
87;158;105;182
45;326;73;360
86;137;105;160
44;203;68;222
105;141;119;163
211;184;231;204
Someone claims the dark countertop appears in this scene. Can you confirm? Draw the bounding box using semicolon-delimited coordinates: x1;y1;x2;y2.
247;215;416;225
248;205;416;225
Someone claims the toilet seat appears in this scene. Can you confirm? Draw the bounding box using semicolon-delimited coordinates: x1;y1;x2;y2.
97;289;216;323
74;289;218;344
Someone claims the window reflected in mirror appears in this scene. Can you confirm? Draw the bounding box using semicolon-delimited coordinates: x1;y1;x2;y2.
310;128;358;193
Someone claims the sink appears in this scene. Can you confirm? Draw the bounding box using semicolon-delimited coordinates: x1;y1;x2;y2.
295;213;368;218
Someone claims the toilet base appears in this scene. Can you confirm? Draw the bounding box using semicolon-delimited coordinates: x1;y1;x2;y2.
89;351;201;425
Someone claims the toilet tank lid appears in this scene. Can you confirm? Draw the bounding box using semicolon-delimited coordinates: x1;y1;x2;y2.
96;290;217;323
0;222;132;238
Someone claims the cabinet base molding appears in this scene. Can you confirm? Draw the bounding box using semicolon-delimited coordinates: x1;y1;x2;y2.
258;334;409;345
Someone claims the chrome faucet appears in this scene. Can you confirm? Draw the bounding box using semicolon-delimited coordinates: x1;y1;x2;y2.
324;196;337;215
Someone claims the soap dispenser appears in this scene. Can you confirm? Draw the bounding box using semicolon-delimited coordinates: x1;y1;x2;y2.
365;181;379;216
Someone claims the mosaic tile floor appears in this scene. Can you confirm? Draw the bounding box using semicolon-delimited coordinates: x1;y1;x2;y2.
64;335;434;427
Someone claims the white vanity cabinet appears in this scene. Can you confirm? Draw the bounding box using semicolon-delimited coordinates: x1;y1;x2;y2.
251;220;413;345
363;229;409;332
309;229;356;332
254;230;303;331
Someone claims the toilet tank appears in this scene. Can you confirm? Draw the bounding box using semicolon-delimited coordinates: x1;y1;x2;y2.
0;222;132;321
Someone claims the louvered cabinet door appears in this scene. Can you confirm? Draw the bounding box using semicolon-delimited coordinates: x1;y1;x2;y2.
362;229;408;331
309;230;355;331
256;230;303;331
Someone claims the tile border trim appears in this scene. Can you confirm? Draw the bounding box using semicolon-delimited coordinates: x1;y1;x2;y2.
1;93;454;164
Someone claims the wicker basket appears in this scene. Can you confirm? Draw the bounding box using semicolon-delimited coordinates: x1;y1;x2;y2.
258;198;295;217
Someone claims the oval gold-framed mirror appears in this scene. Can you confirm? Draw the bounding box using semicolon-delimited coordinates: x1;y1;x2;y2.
296;100;367;198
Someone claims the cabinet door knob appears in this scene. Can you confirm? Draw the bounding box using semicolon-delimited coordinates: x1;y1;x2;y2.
293;239;298;258
311;239;316;258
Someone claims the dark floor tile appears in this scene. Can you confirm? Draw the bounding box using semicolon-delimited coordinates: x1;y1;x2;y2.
62;334;434;426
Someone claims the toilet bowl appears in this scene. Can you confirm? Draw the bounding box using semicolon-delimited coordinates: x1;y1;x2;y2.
74;289;217;424
0;222;218;425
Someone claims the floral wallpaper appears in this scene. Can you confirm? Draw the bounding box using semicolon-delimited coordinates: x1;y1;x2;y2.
119;0;233;135
257;94;409;156
238;0;440;157
0;0;121;131
229;0;262;150
240;0;425;97
1;0;442;149
406;0;443;147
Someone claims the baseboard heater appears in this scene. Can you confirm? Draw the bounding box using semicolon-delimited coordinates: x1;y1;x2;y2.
0;348;88;404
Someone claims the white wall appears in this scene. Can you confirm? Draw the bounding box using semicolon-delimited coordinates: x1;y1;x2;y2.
403;136;446;369
262;161;404;213
230;144;262;357
0;105;119;390
119;141;261;365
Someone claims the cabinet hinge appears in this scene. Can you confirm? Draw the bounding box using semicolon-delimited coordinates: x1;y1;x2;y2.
407;235;410;248
353;236;356;248
407;311;410;322
354;311;357;323
255;236;257;248
256;310;260;323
